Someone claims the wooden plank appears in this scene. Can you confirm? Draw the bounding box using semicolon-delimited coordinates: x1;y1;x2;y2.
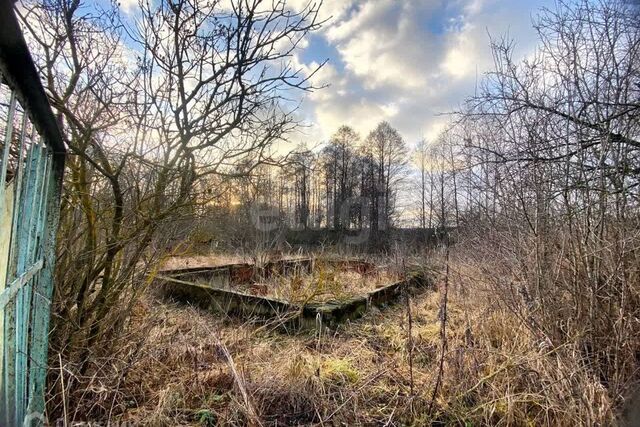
5;143;42;424
0;180;14;416
0;259;43;309
21;143;49;423
27;151;64;423
1;97;26;426
24;147;51;417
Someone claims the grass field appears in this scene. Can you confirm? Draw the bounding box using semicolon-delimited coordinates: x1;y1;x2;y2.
52;250;618;426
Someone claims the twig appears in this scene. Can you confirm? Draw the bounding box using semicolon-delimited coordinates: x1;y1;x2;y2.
383;404;397;426
428;243;450;415
406;292;414;397
323;369;388;422
201;322;262;426
59;353;68;427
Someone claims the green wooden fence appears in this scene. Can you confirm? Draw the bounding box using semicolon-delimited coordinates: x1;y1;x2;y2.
0;0;66;425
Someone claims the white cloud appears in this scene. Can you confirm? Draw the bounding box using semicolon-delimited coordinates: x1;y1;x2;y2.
288;0;553;146
326;0;442;91
287;0;356;23
442;24;480;79
423;117;449;142
119;0;138;13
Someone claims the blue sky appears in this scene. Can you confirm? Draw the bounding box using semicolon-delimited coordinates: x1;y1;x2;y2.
282;0;555;147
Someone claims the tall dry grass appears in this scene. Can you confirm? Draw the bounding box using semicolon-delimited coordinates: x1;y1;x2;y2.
45;244;636;425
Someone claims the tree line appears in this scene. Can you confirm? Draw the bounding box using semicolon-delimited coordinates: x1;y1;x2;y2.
197;122;411;243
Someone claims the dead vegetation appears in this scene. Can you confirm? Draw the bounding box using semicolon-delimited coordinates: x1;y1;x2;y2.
231;264;401;304
160;255;251;272
45;247;626;426
20;0;638;424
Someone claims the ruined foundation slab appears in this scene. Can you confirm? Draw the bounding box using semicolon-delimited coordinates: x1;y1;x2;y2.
158;258;314;288
155;258;432;329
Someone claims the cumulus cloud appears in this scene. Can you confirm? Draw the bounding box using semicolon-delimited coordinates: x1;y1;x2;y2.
326;0;443;90
291;0;554;146
118;0;552;147
118;0;138;13
287;0;356;22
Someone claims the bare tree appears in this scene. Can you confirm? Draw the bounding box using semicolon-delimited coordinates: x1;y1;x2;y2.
364;121;408;237
459;0;640;402
413;137;436;230
18;0;325;405
321;125;360;230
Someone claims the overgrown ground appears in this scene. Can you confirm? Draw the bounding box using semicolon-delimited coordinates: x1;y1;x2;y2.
47;250;627;426
229;266;401;304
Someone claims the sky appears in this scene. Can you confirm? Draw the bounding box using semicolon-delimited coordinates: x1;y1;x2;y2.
116;0;556;149
282;0;555;148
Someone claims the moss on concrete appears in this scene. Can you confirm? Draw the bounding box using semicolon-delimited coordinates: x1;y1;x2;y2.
156;261;433;330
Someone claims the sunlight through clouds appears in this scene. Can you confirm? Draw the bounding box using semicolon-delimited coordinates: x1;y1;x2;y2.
114;0;554;147
290;0;554;146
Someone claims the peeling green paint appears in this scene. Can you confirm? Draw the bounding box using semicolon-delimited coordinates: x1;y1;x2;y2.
0;4;66;423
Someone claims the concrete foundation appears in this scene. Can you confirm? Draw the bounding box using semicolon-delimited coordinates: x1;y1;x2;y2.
156;258;432;330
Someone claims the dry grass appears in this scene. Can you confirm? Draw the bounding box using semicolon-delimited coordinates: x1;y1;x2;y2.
160;253;309;271
159;254;250;271
48;250;624;426
238;266;402;304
